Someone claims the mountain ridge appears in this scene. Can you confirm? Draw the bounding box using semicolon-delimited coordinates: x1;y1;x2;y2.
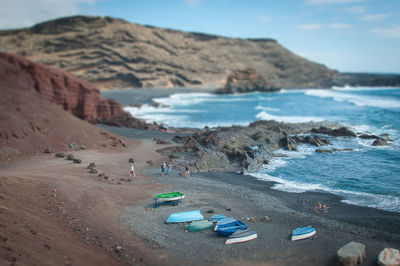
0;15;339;89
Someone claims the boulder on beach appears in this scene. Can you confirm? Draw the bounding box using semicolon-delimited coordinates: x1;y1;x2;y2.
378;248;400;266
337;241;366;266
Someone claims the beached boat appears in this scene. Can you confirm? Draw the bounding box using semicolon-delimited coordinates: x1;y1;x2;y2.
209;214;226;223
225;228;257;244
291;226;316;241
155;192;185;202
187;220;213;232
166;210;204;223
217;220;248;236
214;217;237;231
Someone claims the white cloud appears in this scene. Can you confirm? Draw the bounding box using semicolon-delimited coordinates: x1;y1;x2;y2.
305;0;365;5
0;0;98;30
295;23;322;30
372;26;400;38
359;14;389;22
343;6;366;14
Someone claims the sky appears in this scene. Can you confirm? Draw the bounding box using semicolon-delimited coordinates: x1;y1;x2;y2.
0;0;399;73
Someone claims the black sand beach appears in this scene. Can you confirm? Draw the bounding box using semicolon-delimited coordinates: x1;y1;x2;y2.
101;126;400;266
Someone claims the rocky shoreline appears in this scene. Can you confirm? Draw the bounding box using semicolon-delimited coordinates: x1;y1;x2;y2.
154;120;393;175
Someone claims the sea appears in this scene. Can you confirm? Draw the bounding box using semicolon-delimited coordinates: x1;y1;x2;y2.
102;87;400;213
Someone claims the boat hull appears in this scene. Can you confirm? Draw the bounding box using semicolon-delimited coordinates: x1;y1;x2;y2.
217;220;248;237
166;210;204;223
187;220;213;232
225;229;257;244
155;192;185;202
291;226;316;241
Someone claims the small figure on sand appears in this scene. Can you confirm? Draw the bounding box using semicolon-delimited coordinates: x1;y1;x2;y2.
161;161;166;176
129;162;135;177
313;202;328;213
166;163;172;175
184;165;191;178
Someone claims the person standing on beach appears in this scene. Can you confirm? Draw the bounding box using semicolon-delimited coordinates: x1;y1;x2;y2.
129;162;135;177
161;161;166;176
184;165;191;178
166;163;172;175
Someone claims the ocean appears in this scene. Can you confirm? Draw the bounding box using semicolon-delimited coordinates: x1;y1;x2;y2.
102;87;400;212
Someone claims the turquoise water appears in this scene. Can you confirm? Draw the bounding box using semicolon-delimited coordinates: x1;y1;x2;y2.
103;87;400;212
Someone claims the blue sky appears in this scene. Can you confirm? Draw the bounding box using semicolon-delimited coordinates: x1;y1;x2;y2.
1;0;399;73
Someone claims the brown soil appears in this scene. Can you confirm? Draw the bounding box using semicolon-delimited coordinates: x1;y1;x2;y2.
0;139;171;266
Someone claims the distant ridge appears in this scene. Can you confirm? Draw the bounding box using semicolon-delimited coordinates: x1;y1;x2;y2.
0;15;338;89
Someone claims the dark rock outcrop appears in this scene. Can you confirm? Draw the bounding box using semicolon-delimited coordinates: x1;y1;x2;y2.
311;126;356;137
0;52;123;121
157;120;350;173
216;69;279;94
372;139;389;146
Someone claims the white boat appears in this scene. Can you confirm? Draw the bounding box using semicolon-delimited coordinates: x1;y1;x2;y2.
291;226;316;241
225;229;257;244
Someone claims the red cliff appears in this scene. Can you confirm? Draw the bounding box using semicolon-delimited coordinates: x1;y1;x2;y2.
0;52;123;121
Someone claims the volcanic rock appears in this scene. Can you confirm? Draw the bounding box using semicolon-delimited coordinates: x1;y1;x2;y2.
337;241;366;266
216;68;279;94
311;126;356;137
372;139;389;146
378;247;400;266
0;52;123;121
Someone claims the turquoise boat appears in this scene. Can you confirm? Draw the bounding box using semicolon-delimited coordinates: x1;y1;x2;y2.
166;210;204;223
187;220;213;232
155;192;185;202
291;226;316;241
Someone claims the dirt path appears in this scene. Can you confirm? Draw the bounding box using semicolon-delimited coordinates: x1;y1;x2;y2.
0;139;172;266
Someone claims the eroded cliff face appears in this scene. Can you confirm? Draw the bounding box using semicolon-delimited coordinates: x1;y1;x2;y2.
0;15;337;89
0;52;123;121
0;52;129;161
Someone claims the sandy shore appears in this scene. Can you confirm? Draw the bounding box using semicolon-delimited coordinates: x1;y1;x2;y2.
1;128;399;265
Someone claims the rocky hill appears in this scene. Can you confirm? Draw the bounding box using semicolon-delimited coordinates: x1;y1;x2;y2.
0;15;339;89
0;52;134;161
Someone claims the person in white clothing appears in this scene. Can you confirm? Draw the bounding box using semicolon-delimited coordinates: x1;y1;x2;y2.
129;162;135;177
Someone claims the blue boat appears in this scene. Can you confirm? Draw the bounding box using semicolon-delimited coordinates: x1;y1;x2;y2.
166;210;204;223
209;214;226;223
217;220;248;237
291;226;316;241
214;217;237;231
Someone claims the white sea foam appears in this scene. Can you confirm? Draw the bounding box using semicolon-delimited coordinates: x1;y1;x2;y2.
250;172;400;212
249;172;326;193
305;89;400;109
255;105;280;112
255;111;324;123
153;93;215;106
332;86;400;92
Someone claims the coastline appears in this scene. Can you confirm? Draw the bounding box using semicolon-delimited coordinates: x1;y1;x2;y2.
2;86;399;265
101;86;218;105
123;163;400;265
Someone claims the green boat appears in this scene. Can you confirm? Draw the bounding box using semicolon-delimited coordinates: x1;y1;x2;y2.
155;192;185;202
187;220;213;232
